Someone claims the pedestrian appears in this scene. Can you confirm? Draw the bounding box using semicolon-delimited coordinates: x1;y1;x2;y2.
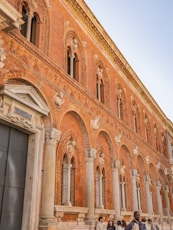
117;220;123;230
147;219;159;230
141;217;147;230
107;219;116;230
125;211;144;230
122;220;127;229
96;216;104;230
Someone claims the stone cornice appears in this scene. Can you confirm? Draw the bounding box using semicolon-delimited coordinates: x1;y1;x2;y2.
0;0;24;30
63;0;173;129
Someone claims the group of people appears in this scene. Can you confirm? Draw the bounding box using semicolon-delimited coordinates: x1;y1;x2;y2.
96;211;159;230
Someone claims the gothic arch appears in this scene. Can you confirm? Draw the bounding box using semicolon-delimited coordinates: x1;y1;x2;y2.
17;0;50;53
55;110;90;206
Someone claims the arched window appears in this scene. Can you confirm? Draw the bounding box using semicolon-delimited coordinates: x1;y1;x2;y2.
144;115;150;144
102;168;105;207
20;2;39;46
61;154;68;205
96;167;100;208
161;133;167;156
66;38;79;80
96;166;104;208
73;53;79;80
96;66;104;103
20;3;28;37
120;174;126;210
30;13;39;45
70;157;75;205
67;46;71;75
117;87;123;119
154;125;160;151
132;103;138;133
136;180;142;211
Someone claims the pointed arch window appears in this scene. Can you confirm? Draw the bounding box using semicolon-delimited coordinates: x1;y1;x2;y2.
61;155;68;205
96;167;104;208
70;157;75;206
20;3;39;46
154;125;160;151
120;174;126;210
61;154;75;206
117;87;123;119
132;102;139;133
161;133;167;156
96;67;104;103
66;38;79;81
136;180;142;211
144;115;150;144
20;3;28;37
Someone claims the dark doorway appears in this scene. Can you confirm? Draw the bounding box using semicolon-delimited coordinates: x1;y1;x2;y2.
0;124;28;230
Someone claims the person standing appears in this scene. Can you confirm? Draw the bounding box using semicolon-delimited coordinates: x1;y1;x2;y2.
107;220;116;230
96;216;104;230
147;219;159;230
122;220;127;230
141;217;147;230
117;220;123;230
125;211;144;230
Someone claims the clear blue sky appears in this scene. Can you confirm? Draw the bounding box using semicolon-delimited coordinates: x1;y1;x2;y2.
85;0;173;122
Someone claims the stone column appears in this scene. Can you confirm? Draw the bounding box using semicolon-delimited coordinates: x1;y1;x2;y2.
137;187;141;211
163;185;170;222
144;175;153;218
131;169;138;211
121;181;126;210
99;174;104;208
155;181;163;223
26;13;33;41
65;164;72;206
85;148;96;223
70;54;74;78
41;128;61;220
112;160;120;220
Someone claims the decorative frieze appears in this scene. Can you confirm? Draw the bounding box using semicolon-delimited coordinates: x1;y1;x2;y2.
0;40;6;68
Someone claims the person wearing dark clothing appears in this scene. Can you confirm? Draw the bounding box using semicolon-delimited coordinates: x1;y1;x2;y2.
125;211;145;230
107;220;116;230
141;217;147;230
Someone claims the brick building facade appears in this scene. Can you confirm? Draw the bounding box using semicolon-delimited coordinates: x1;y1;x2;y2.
0;0;173;230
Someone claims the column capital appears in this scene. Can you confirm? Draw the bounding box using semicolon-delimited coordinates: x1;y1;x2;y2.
112;160;120;170
45;128;61;143
85;148;97;159
131;168;138;177
144;175;151;182
155;180;162;189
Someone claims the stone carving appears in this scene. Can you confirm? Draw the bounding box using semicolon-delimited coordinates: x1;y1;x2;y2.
99;153;105;165
133;146;139;156
8;106;34;129
66;140;76;154
55;91;64;107
91;116;100;130
145;155;150;163
156;162;161;169
97;66;103;80
120;165;126;175
71;38;78;52
0;40;6;69
115;134;121;143
164;168;169;176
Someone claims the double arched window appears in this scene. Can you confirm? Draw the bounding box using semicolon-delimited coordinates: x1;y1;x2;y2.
20;2;40;46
